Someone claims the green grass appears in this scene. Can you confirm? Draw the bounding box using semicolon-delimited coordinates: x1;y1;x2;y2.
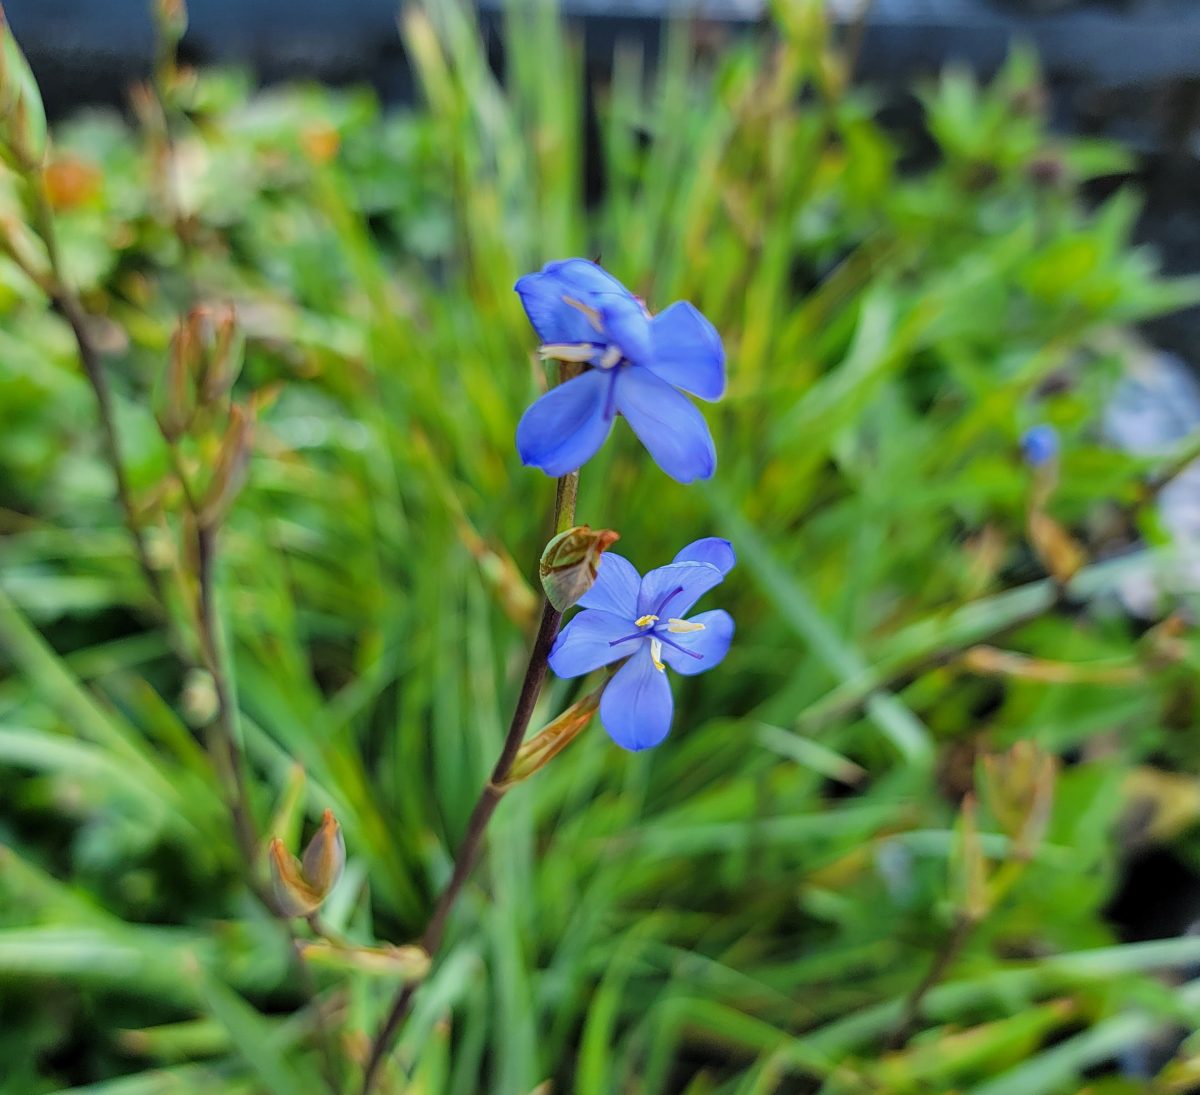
2;1;1200;1092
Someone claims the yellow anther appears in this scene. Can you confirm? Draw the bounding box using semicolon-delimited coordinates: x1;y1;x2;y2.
667;618;706;633
562;295;604;332
539;343;597;363
650;638;665;672
635;614;659;628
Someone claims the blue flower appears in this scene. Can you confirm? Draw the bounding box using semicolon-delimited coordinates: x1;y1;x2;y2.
548;537;735;751
1021;424;1059;467
514;259;725;484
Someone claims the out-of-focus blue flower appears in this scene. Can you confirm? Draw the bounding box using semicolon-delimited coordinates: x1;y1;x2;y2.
1021;424;1059;467
548;537;735;751
514;259;725;483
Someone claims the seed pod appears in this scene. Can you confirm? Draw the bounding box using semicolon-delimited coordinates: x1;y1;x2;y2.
539;525;620;612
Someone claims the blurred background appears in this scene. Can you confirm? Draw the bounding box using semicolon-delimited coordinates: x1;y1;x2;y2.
4;0;1200;1092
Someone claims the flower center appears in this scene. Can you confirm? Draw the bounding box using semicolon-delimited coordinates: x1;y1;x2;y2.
607;592;707;673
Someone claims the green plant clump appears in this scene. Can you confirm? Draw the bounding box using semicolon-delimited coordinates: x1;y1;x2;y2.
2;2;1200;1093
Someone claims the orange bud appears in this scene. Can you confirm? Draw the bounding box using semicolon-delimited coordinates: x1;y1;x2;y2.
300;126;340;165
43;156;102;211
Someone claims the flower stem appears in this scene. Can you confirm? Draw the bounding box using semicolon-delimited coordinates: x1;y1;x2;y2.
25;174;168;619
361;376;581;1094
195;521;259;869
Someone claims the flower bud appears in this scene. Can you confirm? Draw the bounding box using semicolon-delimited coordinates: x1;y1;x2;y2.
198;403;254;529
539;526;620;612
198;305;242;404
152;0;188;45
980;740;1056;860
301;808;345;896
267;809;345;918
154;320;200;442
499;688;601;788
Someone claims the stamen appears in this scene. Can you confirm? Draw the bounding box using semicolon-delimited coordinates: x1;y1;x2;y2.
650;638;665;672
596;345;622;370
653;585;685;618
635;614;659;628
608;631;647;648
667;618;705;633
539;343;598;363
655;633;704;661
562;295;604;333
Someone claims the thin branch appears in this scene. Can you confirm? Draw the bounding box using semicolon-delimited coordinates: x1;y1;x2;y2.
360;442;581;1095
27;179;169;616
195;521;259;867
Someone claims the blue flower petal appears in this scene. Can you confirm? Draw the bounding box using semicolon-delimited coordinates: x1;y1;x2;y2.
647;301;726;401
515;260;634;345
548;609;641;678
515;271;603;345
636;560;724;620
658;609;734;676
612;367;716;484
541;258;630;297
672;537;736;577
576;552;642;617
516;369;615;477
599;644;674;751
600;296;652;366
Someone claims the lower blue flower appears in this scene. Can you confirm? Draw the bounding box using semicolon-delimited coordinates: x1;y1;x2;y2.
548;537;735;751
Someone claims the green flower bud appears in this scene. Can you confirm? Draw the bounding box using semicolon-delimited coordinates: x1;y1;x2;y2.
539;525;619;612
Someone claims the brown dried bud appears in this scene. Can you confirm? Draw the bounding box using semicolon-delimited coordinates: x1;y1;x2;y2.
980;740;1057;860
1027;509;1085;585
198;403;254;529
199;304;242;404
539;525;620;612
499;688;601;788
268;809;345;918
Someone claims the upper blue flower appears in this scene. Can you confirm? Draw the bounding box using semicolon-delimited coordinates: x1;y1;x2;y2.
514;259;725;484
548;537;735;751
